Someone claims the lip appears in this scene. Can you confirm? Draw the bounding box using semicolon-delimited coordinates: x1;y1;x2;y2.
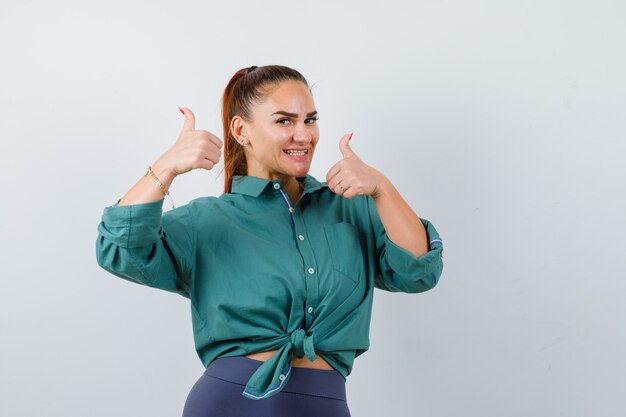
282;148;309;161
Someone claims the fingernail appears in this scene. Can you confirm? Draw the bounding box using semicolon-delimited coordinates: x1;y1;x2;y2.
178;106;185;115
348;132;353;140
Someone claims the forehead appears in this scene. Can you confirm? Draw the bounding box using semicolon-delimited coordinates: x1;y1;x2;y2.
256;81;314;113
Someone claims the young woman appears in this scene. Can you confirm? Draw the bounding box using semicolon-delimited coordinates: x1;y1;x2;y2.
95;64;444;416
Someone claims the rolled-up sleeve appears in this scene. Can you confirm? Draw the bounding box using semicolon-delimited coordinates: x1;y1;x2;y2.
366;195;444;293
95;197;196;298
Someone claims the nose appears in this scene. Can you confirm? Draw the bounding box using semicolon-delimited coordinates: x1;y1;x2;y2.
293;126;314;143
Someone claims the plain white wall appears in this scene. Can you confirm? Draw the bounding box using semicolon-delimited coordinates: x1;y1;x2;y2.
1;1;624;416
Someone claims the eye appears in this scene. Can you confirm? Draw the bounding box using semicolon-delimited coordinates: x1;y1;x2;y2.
276;117;319;125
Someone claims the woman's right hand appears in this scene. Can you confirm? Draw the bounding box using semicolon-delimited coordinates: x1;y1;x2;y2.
154;107;224;176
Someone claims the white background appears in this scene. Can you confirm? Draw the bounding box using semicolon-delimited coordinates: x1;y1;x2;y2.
1;1;625;416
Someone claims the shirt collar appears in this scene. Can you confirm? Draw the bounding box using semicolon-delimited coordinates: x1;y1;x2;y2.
230;173;327;198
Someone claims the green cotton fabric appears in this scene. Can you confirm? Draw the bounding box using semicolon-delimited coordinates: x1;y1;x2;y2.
95;173;444;400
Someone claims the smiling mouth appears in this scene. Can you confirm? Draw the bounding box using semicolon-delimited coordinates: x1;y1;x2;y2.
283;149;309;155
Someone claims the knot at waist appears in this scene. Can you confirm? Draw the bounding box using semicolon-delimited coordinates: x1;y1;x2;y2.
290;328;317;361
241;328;319;400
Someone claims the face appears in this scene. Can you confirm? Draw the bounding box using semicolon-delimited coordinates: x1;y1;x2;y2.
232;80;320;181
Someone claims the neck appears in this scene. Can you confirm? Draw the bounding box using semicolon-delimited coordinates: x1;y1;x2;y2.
287;178;303;206
244;169;304;204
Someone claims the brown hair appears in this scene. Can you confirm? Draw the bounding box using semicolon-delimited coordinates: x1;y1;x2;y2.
219;65;311;194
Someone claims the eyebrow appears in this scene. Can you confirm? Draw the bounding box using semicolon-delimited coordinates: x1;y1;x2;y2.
271;110;318;118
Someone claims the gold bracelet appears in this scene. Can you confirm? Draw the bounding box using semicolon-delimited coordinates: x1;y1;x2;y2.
145;166;176;209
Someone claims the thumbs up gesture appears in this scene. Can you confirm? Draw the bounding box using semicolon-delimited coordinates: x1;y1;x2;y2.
325;133;386;199
153;107;224;177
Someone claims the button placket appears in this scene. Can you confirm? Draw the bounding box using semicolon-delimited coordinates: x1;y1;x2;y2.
273;180;318;328
275;183;296;230
298;217;319;327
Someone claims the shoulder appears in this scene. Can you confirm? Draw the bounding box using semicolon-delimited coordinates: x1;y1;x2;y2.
186;195;230;217
189;195;220;209
187;193;252;217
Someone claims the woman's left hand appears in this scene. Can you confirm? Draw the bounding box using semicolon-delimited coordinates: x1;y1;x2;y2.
325;133;388;199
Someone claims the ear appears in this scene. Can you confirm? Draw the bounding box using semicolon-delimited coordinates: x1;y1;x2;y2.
230;115;251;142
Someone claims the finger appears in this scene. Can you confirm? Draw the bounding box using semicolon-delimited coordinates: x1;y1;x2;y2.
197;158;216;171
202;147;221;164
179;107;196;132
333;181;350;196
341;187;354;199
201;130;224;148
196;149;221;171
325;161;341;184
327;171;349;194
339;132;354;158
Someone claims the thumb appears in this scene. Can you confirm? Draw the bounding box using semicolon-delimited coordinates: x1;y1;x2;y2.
179;107;196;132
339;132;355;158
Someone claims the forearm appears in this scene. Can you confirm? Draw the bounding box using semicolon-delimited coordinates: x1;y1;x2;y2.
117;160;177;207
372;174;429;258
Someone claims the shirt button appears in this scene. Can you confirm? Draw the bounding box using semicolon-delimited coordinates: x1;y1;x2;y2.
308;267;315;274
279;374;286;381
273;183;280;189
307;307;314;314
298;235;304;240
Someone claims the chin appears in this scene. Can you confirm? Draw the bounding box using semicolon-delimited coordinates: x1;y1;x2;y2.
292;167;310;176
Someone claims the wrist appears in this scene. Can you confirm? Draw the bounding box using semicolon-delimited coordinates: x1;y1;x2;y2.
372;172;393;200
146;161;177;195
150;160;178;184
145;162;178;209
151;160;177;179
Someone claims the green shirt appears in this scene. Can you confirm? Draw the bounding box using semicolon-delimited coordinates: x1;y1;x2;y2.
95;173;444;400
